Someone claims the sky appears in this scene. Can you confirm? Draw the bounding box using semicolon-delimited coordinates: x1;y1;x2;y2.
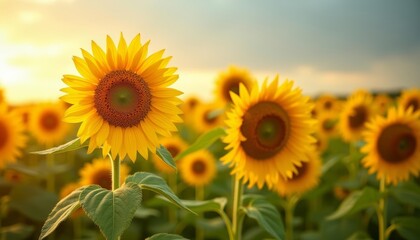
0;0;419;104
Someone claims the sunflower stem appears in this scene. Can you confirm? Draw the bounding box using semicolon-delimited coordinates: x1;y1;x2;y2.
110;155;120;191
232;176;243;240
377;178;387;240
195;185;205;240
285;195;299;240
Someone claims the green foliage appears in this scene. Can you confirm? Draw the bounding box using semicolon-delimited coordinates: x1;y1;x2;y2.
180;197;227;213
9;184;58;222
79;183;142;240
39;187;85;239
242;195;285;240
156;145;177;171
327;186;379;220
31;138;88;155
175;127;226;161
390;181;420;209
146;233;188;240
1;224;34;240
392;217;420;240
125;172;194;214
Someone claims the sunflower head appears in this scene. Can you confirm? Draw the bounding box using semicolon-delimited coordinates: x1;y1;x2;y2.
339;91;374;142
29;102;70;146
214;66;255;105
374;94;393;116
316;112;339;137
0;108;27;168
179;149;216;187
398;89;420;113
152;136;187;174
61;34;183;162
273;151;321;196
193;101;225;133
361;107;420;185
180;95;202;124
222;76;316;189
79;157;130;190
315;94;342;114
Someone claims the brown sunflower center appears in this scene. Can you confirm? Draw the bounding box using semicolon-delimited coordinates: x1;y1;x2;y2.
187;98;198;109
406;98;419;112
39;111;60;132
91;168;112;190
322;119;335;132
166;144;180;158
240;101;290;160
289;161;308;181
348;105;368;129
204;110;217;125
0;121;9;148
94;70;151;128
191;159;206;175
377;123;417;163
324;100;332;110
223;78;241;102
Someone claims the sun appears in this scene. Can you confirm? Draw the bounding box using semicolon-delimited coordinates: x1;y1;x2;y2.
179;149;216;187
214;66;255;105
0;108;27;168
361;107;420;185
222;76;316;189
61;34;183;161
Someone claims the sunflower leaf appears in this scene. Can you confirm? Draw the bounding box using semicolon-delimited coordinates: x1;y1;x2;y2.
392;217;420;240
156;145;176;171
242;195;285;240
79;183;142;240
125;172;195;214
175;127;226;161
390;182;420;209
31;138;89;155
146;233;188;240
39;187;85;240
327;186;379;220
180;197;227;213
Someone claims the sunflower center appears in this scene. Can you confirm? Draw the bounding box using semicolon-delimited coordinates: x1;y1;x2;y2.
406;98;419;112
324;101;332;110
289;161;308;181
0;121;9;148
322;119;335;132
191;159;206;175
377;123;417;163
224;78;241;102
94;70;151;128
204;110;217;124
348;105;368;129
166;144;180;157
91;168;112;190
39;111;60;132
241;101;290;160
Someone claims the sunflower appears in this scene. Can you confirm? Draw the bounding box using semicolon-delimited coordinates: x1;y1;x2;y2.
61;34;182;161
313;133;328;153
316;112;339;138
361;107;420;185
339;92;374;142
179;149;216;187
29;102;70;146
180;95;202;124
315;94;342;115
222;76;316;189
0;87;6;111
214;66;255;105
398;89;420;113
193;101;225;133
273;151;321;196
79;157;130;190
0;108;27;168
13;104;32;131
152;136;187;174
374;94;393;116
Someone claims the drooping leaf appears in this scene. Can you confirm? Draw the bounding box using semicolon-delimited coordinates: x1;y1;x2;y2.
180;197;227;213
390;182;420;209
146;233;188;240
327;186;379;220
392;217;420;240
9;184;58;222
39;187;85;239
31;137;89;155
125;172;194;214
2;224;34;240
79;183;142;240
175;127;226;161
242;195;284;240
156;145;176;171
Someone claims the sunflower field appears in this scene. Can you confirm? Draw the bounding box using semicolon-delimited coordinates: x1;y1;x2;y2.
1;33;420;240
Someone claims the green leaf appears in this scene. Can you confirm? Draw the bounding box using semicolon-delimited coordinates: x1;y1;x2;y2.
321;155;344;175
125;172;194;214
346;231;372;240
79;183;142;240
180;197;227;213
390;182;420;209
2;224;34;240
327;186;379;220
146;233;188;240
156;145;176;171
392;217;420;240
31;137;88;155
174;127;226;161
9;184;58;222
242;195;284;240
39;187;85;239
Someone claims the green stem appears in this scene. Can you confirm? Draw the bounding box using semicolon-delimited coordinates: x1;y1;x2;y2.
285;195;299;240
110;155;120;191
196;186;205;240
377;178;387;240
385;224;396;239
232;177;243;240
218;210;234;240
46;153;55;192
